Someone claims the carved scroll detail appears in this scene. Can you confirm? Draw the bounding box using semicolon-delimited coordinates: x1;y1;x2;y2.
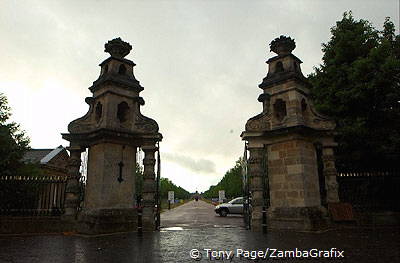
134;113;159;133
245;112;272;132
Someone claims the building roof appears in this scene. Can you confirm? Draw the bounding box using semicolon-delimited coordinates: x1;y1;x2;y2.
23;145;65;164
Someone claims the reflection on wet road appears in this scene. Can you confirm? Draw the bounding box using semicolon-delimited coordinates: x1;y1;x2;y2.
1;227;399;262
161;200;243;229
0;200;398;262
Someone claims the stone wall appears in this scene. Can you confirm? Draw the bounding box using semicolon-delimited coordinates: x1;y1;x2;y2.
0;217;76;234
268;139;321;209
85;143;136;209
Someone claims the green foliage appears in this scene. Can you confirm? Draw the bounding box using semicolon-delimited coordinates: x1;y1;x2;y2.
134;163;191;200
0;93;31;176
17;163;43;177
0;178;42;212
308;12;400;170
202;158;243;199
160;177;191;200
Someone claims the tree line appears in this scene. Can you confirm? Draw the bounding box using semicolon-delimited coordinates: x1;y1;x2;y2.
202;158;243;199
135;164;191;200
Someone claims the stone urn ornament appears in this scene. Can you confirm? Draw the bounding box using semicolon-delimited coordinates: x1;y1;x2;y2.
269;35;296;56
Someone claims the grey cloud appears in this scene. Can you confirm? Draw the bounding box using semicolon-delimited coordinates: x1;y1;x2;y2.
163;153;216;174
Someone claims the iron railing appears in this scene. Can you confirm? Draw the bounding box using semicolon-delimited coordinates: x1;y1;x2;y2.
0;174;67;216
337;170;400;212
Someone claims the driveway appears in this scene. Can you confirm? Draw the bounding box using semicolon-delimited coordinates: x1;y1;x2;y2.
160;200;243;229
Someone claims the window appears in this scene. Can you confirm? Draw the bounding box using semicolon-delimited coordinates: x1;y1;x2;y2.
117;101;129;122
275;61;284;73
274;99;287;121
118;64;127;75
95;102;102;122
301;98;307;112
230;198;243;205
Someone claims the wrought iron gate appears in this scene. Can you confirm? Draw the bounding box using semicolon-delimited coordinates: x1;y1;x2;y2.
155;142;161;230
242;144;270;232
242;143;251;229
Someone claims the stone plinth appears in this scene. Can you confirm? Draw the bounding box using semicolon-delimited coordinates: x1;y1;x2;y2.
78;208;137;235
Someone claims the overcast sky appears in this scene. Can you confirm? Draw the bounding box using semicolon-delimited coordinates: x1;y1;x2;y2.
1;0;398;193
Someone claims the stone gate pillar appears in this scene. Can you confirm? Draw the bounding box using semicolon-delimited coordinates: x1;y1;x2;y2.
62;38;162;234
63;146;82;220
242;36;337;231
247;145;265;232
142;144;157;231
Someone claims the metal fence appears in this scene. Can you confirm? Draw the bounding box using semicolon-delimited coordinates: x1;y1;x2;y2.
337;170;400;212
0;174;67;216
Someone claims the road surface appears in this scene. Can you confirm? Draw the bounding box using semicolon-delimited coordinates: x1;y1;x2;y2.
1;201;399;262
161;200;244;229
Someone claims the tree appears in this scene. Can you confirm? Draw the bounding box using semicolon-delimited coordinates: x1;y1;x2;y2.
308;12;400;171
135;163;191;200
203;158;243;199
0;93;42;211
0;93;31;176
160;178;191;200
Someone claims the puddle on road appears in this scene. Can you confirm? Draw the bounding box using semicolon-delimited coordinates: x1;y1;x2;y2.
160;225;242;231
161;227;184;231
213;225;237;228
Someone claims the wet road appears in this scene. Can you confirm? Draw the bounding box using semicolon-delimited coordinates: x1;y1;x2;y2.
1;226;399;262
161;200;243;229
0;201;399;262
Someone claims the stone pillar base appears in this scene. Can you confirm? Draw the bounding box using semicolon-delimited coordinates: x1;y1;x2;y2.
268;206;330;231
142;217;155;231
251;218;263;232
61;213;78;223
78;208;137;235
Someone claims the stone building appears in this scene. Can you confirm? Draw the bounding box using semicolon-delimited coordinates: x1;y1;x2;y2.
23;145;69;177
241;36;339;231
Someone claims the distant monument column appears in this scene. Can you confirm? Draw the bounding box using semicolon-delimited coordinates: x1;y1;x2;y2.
63;146;82;220
142;144;157;231
242;36;339;231
62;38;162;234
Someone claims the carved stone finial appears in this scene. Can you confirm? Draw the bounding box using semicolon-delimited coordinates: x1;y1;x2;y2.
270;35;296;56
104;37;132;58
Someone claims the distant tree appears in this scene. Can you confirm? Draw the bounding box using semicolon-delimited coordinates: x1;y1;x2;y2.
0;93;42;210
203;158;243;199
0;93;31;176
160;178;191;200
134;163;191;201
308;12;400;170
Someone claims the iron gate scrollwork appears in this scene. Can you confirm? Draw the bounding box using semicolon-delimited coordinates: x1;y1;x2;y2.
242;143;251;230
155;142;161;230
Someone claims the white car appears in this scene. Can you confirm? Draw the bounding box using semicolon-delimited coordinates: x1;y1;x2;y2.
214;197;245;217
